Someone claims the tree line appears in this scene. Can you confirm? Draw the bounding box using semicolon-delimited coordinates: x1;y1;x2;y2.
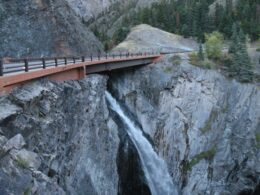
111;0;259;82
114;0;259;43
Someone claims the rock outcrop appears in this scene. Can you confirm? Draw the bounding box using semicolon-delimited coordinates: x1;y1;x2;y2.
114;24;198;53
108;53;260;194
0;0;103;58
65;0;117;21
0;75;119;194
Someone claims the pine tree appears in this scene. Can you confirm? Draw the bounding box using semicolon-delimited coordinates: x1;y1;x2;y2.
237;28;253;82
229;23;238;54
229;25;253;82
198;43;204;61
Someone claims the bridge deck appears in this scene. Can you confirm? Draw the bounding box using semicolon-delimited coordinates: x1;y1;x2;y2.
0;53;161;95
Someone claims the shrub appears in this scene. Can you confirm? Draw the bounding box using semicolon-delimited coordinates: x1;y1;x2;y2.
189;52;215;69
172;55;181;65
201;60;215;69
164;66;172;73
23;187;32;195
256;133;260;141
182;147;216;172
189;52;200;66
205;31;224;60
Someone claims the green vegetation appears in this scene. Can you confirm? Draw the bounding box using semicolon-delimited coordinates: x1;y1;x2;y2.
172;55;181;65
92;0;259;82
257;34;260;52
205;32;224;60
188;29;255;83
256;132;260;142
16;156;29;169
164;67;173;73
256;132;260;149
23;187;32;195
189;50;215;69
200;110;218;134
109;0;259;45
183;147;216;172
227;24;254;82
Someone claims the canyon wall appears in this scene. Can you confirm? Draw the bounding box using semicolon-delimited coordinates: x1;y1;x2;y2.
0;75;119;194
109;54;260;194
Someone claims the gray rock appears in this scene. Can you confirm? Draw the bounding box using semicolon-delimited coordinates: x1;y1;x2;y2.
0;75;119;195
0;136;7;147
3;134;26;152
0;0;103;58
114;24;198;53
109;53;260;194
0;99;22;122
10;149;41;170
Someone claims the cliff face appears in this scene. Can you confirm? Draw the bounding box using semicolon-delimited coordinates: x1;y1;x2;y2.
66;0;157;22
108;54;260;194
0;75;119;194
88;0;158;38
64;0;117;21
0;0;103;58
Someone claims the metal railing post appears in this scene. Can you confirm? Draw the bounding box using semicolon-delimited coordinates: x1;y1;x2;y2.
0;59;3;76
55;58;58;67
42;58;46;69
64;57;67;65
91;54;93;61
82;56;85;62
24;59;29;72
73;57;76;64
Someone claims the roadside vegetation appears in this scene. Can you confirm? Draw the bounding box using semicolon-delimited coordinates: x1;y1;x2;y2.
189;26;256;83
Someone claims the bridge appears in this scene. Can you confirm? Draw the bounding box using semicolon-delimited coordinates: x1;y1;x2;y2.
0;53;161;95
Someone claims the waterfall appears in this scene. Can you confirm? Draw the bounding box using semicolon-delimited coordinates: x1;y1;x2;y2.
105;91;178;195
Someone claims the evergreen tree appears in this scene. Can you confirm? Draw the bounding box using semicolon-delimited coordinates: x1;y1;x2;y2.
229;25;253;81
229;23;239;54
181;24;190;38
198;43;204;61
237;29;253;82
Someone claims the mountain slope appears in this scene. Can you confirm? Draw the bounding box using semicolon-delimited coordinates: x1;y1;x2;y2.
0;0;103;58
114;24;198;52
65;0;118;21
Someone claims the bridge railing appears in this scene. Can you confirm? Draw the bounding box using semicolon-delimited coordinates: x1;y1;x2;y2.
0;52;158;76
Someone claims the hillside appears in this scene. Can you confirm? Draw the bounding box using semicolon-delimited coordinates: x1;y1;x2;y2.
65;0;117;21
114;24;198;52
0;0;103;58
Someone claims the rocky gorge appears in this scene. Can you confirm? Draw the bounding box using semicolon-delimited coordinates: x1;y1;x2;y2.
0;2;259;193
0;50;259;194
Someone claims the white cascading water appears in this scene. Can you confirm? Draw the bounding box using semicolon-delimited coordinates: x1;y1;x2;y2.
105;91;178;195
